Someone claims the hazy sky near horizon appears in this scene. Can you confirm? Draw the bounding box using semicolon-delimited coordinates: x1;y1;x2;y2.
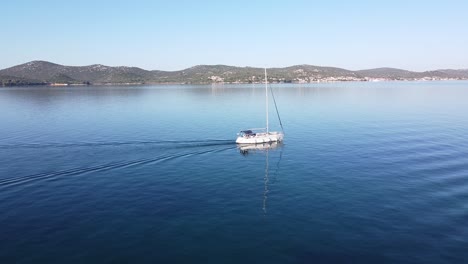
2;0;467;71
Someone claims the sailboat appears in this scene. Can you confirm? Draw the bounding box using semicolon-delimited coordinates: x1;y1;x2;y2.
236;68;284;144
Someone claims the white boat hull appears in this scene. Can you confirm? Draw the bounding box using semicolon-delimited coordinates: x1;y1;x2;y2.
236;132;284;144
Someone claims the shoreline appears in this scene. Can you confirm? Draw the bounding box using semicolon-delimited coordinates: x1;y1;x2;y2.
2;78;468;87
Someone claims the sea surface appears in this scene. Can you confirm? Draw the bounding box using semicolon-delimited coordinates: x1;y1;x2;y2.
1;82;468;263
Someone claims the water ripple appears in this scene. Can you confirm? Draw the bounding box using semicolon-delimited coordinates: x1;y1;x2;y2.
0;146;235;188
0;139;234;149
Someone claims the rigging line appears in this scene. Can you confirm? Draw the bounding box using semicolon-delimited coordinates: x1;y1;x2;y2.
269;84;284;133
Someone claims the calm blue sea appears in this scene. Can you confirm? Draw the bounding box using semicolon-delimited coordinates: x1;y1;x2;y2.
1;82;468;263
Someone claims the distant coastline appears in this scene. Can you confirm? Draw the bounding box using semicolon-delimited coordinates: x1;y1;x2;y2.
1;61;467;87
7;79;467;88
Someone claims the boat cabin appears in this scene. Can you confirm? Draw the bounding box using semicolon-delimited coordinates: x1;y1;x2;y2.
238;130;256;137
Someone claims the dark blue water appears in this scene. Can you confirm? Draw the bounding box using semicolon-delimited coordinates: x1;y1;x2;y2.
1;82;468;263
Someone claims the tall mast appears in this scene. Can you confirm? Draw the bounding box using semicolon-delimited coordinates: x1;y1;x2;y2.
265;68;269;133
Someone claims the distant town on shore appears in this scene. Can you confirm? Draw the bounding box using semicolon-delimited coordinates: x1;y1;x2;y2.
1;61;467;86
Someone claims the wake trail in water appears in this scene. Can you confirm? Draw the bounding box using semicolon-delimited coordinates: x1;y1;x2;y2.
0;145;236;188
0;139;234;149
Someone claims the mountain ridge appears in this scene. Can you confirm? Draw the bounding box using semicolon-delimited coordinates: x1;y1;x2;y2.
1;61;468;86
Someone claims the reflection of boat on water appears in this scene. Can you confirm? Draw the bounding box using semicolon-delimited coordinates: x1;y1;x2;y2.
236;68;284;144
238;142;283;214
238;141;283;155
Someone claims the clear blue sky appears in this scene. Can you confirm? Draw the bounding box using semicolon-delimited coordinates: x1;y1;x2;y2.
2;0;467;71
